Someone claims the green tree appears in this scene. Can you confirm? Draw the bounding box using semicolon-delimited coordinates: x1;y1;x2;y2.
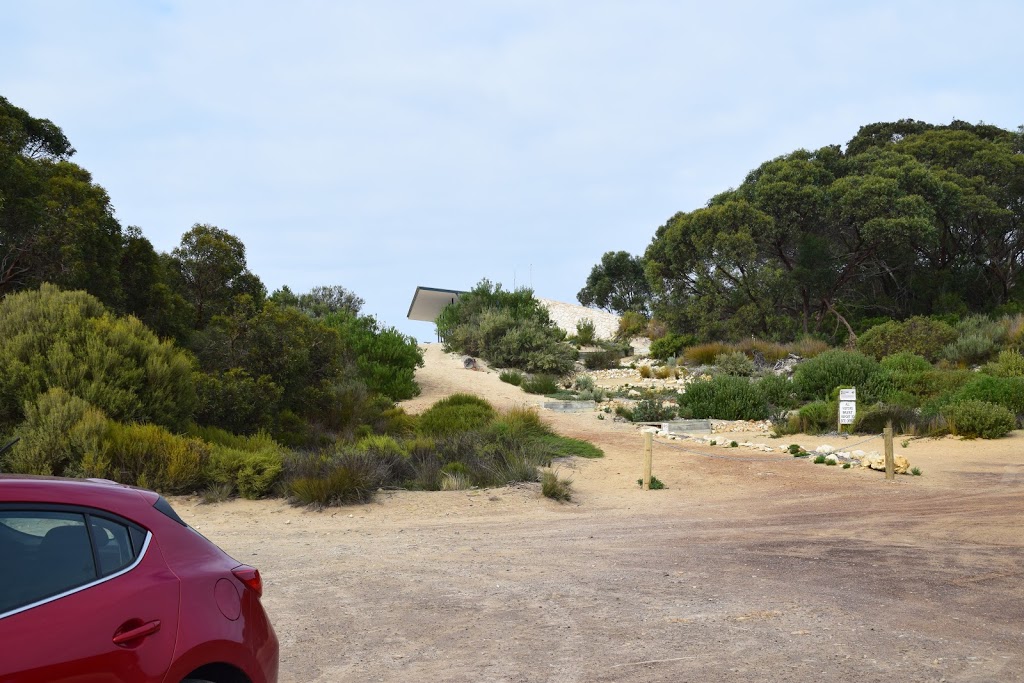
577;251;651;315
171;224;266;328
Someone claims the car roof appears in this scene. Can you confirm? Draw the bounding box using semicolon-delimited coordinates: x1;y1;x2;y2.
0;474;159;510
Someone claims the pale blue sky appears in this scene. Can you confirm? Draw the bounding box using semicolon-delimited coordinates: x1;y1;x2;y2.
4;1;1022;338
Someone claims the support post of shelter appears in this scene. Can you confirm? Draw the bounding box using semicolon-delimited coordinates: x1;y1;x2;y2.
642;432;653;490
884;421;895;481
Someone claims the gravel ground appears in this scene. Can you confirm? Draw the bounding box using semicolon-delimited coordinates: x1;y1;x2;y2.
181;346;1024;682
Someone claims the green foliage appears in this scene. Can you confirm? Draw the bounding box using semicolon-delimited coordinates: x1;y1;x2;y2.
941;400;1016;439
207;445;284;499
522;374;560;395
943;334;997;366
574;318;597;346
582;350;621;370
650;333;695;360
437;280;576;376
796;400;836;434
630;398;677;422
857;317;958;362
952;375;1024;415
573;374;595;392
757;374;797;412
193;369;282;434
322;311;423;401
541;470;573;502
714;351;754;377
499;369;524;386
679;375;769;420
813;454;827;464
96;422;210;493
637;475;665;490
911;467;922;476
5;388;107;476
535;434;604;459
417;394;496;436
0;285;196;433
285;451;392;507
788;337;831;359
269;285;363;318
577;251;651;315
615;311;648;341
983;350;1024;377
793;350;879;400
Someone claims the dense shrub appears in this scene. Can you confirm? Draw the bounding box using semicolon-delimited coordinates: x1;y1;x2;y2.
0;284;197;432
285;450;392;507
650;333;695;360
943;334;997;366
793;350;879;400
97;422;210;493
757;374;797;412
942;400;1016;439
582;350;621;370
630;398;677;422
616;311;647;340
714;351;754;376
207;445;284;499
857;317;958;362
322;312;424;401
5;388;107;477
574;318;597;346
417;394;496;436
679;375;769;420
953;375;1024;416
541;470;573;501
437;280;576;376
796;400;836;434
573;375;595;392
984;350;1024;378
522;374;560;395
193;369;283;434
866;352;932;405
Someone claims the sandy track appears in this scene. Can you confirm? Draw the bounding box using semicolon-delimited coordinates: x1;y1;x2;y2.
182;344;1024;682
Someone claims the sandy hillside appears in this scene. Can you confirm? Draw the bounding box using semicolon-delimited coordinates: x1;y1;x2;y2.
181;344;1024;683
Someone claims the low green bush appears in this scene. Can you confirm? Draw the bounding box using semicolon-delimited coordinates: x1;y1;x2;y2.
650;333;695;360
541;470;573;501
857;317;958;362
616;311;647;340
757;374;797;412
583;350;620;370
499;369;524;386
6;388;108;477
714;351;754;377
793;350;879;400
522;374;560;394
98;422;210;493
285;451;391;507
573;375;596;391
941;400;1016;439
679;375;769;421
574;318;597;346
207;445;284;499
953;375;1024;416
943;334;997;366
629;398;677;422
984;350;1024;378
417;394;496;436
797;400;835;434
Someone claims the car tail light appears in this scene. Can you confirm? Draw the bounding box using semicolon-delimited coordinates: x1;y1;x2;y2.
232;565;263;598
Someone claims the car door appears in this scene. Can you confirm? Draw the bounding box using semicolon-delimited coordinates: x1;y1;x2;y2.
0;507;180;683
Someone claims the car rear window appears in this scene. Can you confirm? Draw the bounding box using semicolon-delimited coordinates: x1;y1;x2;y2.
0;508;149;618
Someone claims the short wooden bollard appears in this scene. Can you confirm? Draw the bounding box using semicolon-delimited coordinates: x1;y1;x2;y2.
883;421;895;481
642;432;653;490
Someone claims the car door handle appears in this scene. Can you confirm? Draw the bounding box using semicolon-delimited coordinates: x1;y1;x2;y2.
112;619;161;646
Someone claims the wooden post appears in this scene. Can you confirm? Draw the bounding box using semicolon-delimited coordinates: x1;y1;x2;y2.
884;421;895;481
642;432;653;490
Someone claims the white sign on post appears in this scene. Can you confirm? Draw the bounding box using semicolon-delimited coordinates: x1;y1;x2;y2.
838;401;857;425
839;388;857;401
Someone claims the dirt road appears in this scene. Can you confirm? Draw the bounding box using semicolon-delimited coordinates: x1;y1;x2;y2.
183;345;1024;682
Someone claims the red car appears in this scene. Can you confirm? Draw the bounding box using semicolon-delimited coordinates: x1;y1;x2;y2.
0;474;279;683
